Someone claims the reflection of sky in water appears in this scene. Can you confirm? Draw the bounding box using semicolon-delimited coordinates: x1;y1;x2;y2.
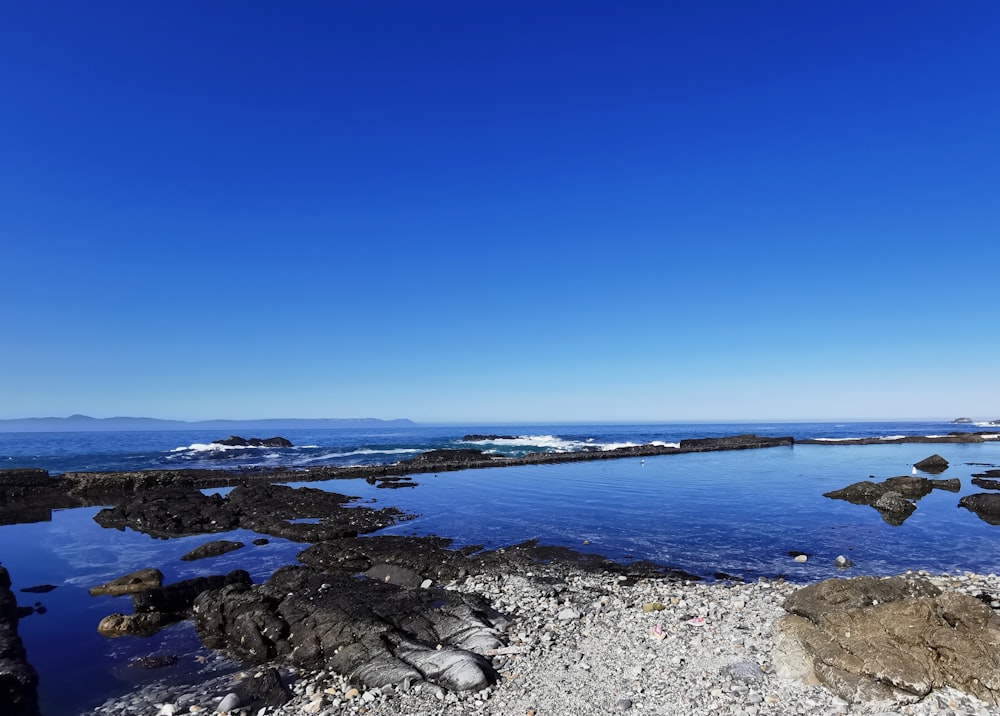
3;441;1000;714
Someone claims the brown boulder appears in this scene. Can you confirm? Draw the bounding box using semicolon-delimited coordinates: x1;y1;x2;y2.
88;568;164;597
774;576;1000;705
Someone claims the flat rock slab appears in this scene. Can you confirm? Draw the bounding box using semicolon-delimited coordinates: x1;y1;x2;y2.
775;575;1000;705
88;568;164;597
192;566;508;692
180;540;245;562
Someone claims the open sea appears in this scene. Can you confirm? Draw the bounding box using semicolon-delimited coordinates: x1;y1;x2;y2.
2;420;1000;715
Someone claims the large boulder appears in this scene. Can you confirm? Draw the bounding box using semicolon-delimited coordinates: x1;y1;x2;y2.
192;566;508;692
774;576;1000;705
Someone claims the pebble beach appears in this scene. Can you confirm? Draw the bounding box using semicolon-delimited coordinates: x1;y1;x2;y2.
84;565;1000;716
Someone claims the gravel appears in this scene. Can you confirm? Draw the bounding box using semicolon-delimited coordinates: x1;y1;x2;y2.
84;568;1000;716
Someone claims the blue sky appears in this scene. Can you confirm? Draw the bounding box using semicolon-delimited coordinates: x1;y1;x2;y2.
2;1;998;423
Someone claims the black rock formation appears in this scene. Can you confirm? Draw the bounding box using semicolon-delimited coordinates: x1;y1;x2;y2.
212;436;293;448
0;567;40;716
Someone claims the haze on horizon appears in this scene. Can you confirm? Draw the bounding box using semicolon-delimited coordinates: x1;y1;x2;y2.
2;3;998;425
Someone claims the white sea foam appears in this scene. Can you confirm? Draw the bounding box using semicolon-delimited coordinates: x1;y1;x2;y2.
461;434;678;452
811;437;862;442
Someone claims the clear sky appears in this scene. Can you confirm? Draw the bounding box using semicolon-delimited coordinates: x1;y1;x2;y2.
2;1;998;424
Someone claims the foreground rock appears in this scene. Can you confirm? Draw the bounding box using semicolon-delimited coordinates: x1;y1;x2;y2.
0;567;39;716
85;568;1000;716
913;453;949;473
193;566;508;691
774;575;1000;705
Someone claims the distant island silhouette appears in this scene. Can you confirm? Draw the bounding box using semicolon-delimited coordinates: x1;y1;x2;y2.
0;414;416;432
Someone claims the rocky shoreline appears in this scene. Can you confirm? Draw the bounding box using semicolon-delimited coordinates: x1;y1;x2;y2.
80;564;1000;716
4;432;1000;715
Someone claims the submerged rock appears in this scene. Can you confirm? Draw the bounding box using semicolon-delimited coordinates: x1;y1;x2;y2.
179;540;245;562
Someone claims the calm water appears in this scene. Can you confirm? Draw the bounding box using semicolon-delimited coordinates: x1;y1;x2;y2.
1;421;999;714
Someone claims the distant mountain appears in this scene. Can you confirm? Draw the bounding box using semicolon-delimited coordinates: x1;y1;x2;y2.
0;414;416;433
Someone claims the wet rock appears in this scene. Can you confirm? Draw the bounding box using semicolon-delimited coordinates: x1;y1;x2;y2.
241;667;292;708
775;576;1000;705
132;571;251;614
128;654;178;669
89;568;164;597
192;566;508;692
679;434;793;451
180;540;245;562
873;491;916;526
913;454;949;474
97;611;180;638
212;436;293;448
363;564;424;588
972;476;1000;490
0;566;40;716
93;486;238;538
959;493;1000;525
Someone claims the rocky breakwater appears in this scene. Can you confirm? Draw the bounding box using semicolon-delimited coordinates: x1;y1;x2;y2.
0;566;39;716
799;431;1000;445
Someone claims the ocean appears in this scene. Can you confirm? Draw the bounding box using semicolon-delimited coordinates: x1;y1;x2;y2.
1;420;999;715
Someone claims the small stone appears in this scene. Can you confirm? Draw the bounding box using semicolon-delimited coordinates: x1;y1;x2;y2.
615;698;633;710
216;693;241;713
834;555;853;568
343;688;360;700
642;602;665;612
557;607;581;620
793;554;808;563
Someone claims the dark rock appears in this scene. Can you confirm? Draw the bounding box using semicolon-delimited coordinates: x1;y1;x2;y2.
407;449;491;464
0;566;40;716
93;486;238;538
679;434;794;451
252;538;269;546
959;493;1000;525
241;667;292;708
972;477;1000;490
952;417;974;424
180;540;245;562
193;566;507;692
88;568;164;597
132;570;252;614
913;454;949;474
775;576;1000;705
374;477;418;489
462;435;518;441
973;469;1000;479
93;483;408;541
213;436;294;448
823;475;958;524
873;492;916;526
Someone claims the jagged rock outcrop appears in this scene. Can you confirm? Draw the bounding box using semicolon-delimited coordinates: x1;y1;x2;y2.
774;576;1000;705
0;567;39;716
192;566;507;692
913;454;949;474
